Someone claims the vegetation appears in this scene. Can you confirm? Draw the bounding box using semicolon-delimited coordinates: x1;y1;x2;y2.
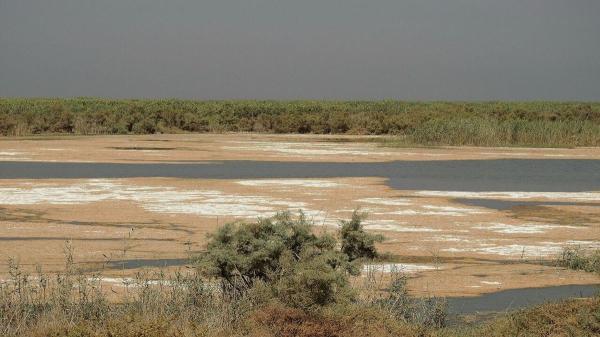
340;212;384;261
2;98;600;146
196;212;361;309
556;247;600;274
439;297;600;337
0;212;441;337
1;213;598;336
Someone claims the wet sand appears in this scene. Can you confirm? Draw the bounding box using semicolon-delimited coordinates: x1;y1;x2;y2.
0;134;598;298
0;176;598;297
2;133;600;163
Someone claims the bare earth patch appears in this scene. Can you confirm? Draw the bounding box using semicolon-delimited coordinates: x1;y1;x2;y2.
2;133;600;163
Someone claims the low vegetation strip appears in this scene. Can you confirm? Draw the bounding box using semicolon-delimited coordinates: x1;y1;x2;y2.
1;98;600;146
557;247;600;274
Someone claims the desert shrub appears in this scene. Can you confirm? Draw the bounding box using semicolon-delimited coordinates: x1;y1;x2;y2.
340;211;384;261
197;213;322;286
273;250;355;309
196;211;393;309
196;212;361;308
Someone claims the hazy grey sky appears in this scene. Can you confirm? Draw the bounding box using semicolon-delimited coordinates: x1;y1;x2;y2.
1;0;599;100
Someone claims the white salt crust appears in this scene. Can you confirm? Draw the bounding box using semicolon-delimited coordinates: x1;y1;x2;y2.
380;205;487;217
0;151;29;160
0;180;307;218
443;244;564;257
236;179;342;188
472;223;581;234
416;190;600;201
363;263;438;274
363;220;441;233
222;141;393;157
356;197;412;206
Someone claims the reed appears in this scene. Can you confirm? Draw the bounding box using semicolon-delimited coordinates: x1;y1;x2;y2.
556;247;600;274
1;98;599;146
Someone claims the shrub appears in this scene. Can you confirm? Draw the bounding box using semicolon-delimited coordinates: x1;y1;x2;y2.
196;212;370;308
273;251;355;309
340;211;384;261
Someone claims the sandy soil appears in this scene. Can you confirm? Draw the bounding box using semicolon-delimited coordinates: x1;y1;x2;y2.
1;133;600;163
1;134;599;296
0;175;598;297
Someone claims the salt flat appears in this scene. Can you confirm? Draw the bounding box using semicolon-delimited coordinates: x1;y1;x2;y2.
0;134;598;297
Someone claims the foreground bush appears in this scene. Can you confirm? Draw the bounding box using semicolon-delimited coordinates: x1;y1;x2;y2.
2;98;600;146
196;211;381;309
1;213;598;337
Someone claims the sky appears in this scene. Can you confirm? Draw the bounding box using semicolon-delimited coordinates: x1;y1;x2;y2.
1;0;599;100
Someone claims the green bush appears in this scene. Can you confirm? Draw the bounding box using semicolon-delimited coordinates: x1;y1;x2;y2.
196;212;375;308
340;211;384;261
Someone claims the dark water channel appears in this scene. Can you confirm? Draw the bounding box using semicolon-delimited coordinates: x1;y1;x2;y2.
447;284;599;317
2;159;600;192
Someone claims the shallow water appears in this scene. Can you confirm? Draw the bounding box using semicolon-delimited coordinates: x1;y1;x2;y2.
2;159;599;313
447;284;599;315
454;198;600;210
2;159;600;192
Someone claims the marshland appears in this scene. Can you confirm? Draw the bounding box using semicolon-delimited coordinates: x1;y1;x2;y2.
3;0;600;335
0;119;599;336
2;99;600;147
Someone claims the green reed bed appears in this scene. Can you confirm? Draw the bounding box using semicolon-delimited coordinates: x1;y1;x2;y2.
1;98;599;146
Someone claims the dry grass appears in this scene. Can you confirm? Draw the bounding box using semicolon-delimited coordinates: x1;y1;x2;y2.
2;247;598;337
439;298;600;337
556;247;600;274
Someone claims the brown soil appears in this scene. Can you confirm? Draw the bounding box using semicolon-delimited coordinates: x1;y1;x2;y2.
0;175;597;297
2;133;600;163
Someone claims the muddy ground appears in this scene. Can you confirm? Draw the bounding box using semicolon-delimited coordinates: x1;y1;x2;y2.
2;133;600;163
0;134;598;297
